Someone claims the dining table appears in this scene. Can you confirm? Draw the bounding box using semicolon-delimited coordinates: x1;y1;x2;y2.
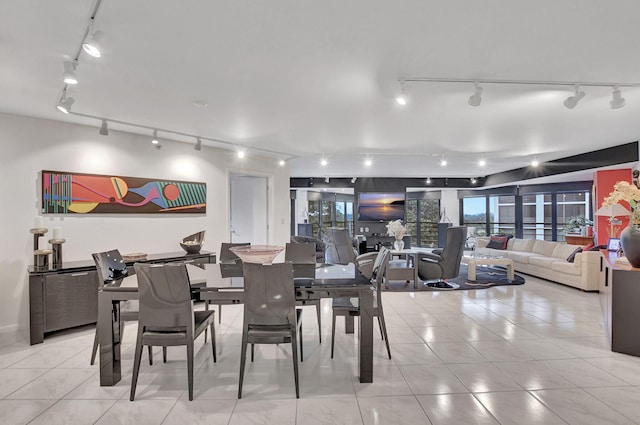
97;262;375;386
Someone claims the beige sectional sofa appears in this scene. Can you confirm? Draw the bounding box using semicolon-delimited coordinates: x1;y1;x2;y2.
475;237;600;291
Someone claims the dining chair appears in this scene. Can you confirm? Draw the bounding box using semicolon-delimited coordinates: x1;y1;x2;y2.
130;262;216;401
90;250;156;366
285;242;321;343
238;262;303;399
324;227;358;265
207;242;251;325
330;246;392;360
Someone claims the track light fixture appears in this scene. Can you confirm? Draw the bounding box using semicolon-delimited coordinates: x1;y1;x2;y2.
364;158;373;167
351;177;357;183
610;85;625;109
320;158;328;166
62;60;78;85
563;84;585;109
531;158;540;167
237;150;246;159
471;177;477;184
440;155;447;167
468;81;483;107
151;130;159;144
82;22;103;58
426;177;431;184
56;89;75;114
324;177;330;183
478;156;486;167
395;80;408;105
99;119;109;136
194;137;202;151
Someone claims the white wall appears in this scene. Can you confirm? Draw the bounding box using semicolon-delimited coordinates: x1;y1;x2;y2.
440;189;460;225
0;112;290;338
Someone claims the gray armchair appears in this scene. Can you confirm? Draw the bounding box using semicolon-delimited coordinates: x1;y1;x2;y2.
324;227;357;265
417;226;467;289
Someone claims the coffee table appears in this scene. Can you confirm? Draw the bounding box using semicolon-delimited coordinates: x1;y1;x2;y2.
462;254;515;281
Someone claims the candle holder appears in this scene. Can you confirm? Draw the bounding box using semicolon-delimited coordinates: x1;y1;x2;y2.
30;227;48;264
49;238;66;268
34;249;52;270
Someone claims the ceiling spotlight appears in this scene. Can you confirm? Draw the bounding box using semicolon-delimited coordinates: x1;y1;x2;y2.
364;158;373;167
478;157;486;167
324;177;330;183
531;158;540;167
320;158;328;166
237;150;246;159
468;80;483;107
395;80;408;105
278;159;286;166
62;60;78;85
563;84;586;109
151;130;159;144
194;137;202;151
610;85;625;109
56;91;75;114
471;177;477;184
440;155;447;167
350;177;357;183
99;119;109;136
426;177;431;184
82;23;103;58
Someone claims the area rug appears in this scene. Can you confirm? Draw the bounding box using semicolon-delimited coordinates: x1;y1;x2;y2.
384;264;525;291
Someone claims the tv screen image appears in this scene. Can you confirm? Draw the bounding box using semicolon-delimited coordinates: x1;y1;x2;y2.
358;193;405;221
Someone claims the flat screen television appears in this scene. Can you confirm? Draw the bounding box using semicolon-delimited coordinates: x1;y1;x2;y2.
357;192;405;221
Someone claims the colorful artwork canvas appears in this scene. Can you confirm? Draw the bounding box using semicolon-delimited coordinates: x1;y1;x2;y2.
41;170;206;214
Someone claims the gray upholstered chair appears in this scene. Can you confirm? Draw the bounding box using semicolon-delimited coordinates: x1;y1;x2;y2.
286;242;321;343
208;242;250;324
324;227;357;265
417;226;467;289
90;250;155;366
130;262;216;401
331;246;392;360
238;262;303;399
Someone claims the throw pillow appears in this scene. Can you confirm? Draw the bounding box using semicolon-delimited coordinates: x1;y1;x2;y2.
486;235;509;250
566;247;582;263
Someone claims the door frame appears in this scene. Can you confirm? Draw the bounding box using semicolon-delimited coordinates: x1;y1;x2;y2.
227;169;273;244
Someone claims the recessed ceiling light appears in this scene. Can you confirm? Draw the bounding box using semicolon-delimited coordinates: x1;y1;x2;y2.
237;150;245;159
440;156;447;167
531;159;540;167
364;158;373;167
278;159;286;166
320;158;328;166
395;80;408;105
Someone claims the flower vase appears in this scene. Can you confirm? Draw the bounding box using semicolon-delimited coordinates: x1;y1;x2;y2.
393;238;404;251
620;225;640;268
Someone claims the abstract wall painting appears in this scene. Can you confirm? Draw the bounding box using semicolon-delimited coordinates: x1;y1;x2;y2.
41;170;206;214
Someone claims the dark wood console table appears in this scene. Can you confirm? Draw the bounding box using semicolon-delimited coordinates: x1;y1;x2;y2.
599;250;640;356
28;251;216;345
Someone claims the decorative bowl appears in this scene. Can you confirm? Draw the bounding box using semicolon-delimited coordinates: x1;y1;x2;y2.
180;230;205;254
229;245;284;264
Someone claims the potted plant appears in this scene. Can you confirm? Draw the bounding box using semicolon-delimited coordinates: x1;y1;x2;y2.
564;216;593;235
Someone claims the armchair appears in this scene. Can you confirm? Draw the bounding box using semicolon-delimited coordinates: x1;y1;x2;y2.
417;226;467;289
324;227;357;265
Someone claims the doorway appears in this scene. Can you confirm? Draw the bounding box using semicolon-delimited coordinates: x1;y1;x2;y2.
229;173;269;244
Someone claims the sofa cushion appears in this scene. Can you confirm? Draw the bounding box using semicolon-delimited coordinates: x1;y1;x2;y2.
532;240;557;257
551;260;582;276
486;235;509;250
507;251;541;264
552;243;581;259
529;256;558;268
510;238;535;252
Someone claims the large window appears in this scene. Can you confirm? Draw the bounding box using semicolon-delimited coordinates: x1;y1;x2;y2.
557;192;590;242
463;197;487;236
306;194;354;238
405;198;440;247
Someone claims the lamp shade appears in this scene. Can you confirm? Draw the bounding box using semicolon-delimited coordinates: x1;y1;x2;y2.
595;204;631;217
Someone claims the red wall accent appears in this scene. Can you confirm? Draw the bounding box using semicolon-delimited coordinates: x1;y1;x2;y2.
593;168;632;244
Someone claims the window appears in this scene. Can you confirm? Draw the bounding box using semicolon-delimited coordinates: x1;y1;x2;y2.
463;197;487;236
490;195;515;235
406;198;439;247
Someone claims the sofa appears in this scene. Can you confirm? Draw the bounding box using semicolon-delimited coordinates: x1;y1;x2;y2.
475;237;600;291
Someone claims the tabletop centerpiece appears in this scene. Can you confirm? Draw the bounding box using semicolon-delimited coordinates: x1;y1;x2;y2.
603;180;640;267
386;219;409;251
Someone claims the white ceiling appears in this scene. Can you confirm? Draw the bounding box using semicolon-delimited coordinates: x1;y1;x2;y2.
2;1;640;179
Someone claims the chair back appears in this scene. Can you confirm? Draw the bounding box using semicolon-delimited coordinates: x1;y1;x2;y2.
92;249;128;285
285;242;316;278
372;249;391;306
372;246;391;278
242;262;296;326
220;242;250;263
134;263;193;329
439;226;467;279
325;227;357;264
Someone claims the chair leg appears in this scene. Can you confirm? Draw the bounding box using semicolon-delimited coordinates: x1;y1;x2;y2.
331;311;337;359
238;329;248;399
186;341;194;401
129;328;144;401
162;347;167;363
377;310;392;360
377;315;385;340
210;319;217;363
204;302;209;343
90;328;99;365
297;310;303;363
291;327;300;399
218;304;222;324
148;346;153;365
315;300;322;343
251;343;255;362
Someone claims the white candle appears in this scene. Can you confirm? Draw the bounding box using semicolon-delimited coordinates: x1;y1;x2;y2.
34;217;43;229
53;226;62;240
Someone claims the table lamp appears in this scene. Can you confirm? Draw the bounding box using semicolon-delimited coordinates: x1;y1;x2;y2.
595;204;631;238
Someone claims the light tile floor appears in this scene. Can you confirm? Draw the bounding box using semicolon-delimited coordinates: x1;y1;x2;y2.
2;274;640;424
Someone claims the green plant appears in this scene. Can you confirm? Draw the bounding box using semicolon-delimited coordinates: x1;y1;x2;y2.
564;216;593;233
